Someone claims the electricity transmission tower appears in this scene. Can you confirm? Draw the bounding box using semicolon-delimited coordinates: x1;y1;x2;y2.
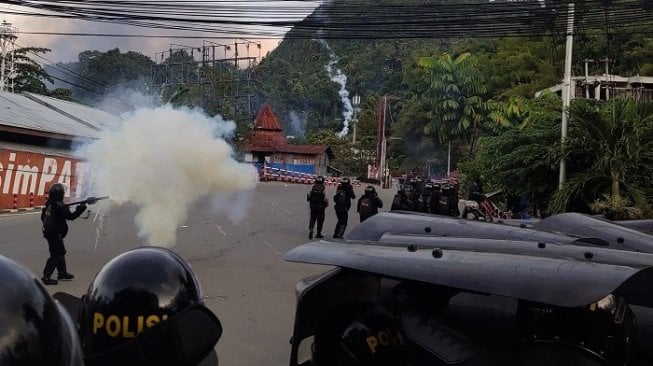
0;20;18;92
150;38;261;117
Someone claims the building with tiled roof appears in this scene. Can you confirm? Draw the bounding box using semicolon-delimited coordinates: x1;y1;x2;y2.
0;91;122;210
244;103;334;176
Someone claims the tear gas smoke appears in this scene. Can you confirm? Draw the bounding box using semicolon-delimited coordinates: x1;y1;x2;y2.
316;39;353;138
78;104;258;246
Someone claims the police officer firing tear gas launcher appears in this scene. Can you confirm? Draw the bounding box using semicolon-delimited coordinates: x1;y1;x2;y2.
41;183;110;286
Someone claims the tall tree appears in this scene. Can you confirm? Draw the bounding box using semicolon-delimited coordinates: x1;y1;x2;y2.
8;47;53;94
416;52;488;155
73;48;155;102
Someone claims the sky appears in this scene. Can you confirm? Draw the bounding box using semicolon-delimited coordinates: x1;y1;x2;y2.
0;1;320;65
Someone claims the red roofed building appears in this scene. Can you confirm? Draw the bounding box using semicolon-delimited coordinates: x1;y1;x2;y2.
244;103;334;176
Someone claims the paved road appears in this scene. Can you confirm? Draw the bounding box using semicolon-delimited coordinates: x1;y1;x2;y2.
0;181;396;366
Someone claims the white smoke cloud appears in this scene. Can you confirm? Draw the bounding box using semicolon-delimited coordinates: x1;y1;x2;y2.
78;104;258;246
316;39;353;138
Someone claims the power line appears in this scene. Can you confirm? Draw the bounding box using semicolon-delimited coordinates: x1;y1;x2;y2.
3;0;653;39
12;41;111;98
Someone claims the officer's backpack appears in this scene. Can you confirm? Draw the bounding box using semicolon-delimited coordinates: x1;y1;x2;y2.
359;197;373;214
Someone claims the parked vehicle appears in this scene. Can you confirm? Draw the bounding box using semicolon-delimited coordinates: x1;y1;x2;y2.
285;211;653;365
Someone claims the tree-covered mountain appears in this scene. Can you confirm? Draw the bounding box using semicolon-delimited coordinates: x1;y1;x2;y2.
23;0;653;214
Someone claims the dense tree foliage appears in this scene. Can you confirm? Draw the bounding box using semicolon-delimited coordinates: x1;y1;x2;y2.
464;93;562;212
549;98;653;216
1;47;77;100
65;48;155;104
9;47;53;94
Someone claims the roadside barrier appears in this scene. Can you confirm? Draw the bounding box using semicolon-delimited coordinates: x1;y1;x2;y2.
257;165;358;188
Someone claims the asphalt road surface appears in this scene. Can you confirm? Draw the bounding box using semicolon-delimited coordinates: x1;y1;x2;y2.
0;181;396;366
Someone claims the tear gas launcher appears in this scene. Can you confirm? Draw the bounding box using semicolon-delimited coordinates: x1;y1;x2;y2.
64;196;110;207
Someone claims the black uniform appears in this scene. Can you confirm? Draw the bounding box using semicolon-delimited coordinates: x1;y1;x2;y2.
421;183;434;213
357;186;383;222
41;184;86;285
391;187;414;211
333;182;356;239
307;181;328;239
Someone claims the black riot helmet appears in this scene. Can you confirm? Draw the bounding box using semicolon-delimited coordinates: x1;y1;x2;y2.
0;255;84;366
48;182;66;202
364;185;376;197
315;175;325;184
312;303;404;366
79;246;222;366
341;177;351;185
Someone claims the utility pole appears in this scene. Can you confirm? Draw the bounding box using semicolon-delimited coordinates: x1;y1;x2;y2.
351;93;360;143
559;2;575;189
0;21;17;93
584;59;595;99
380;96;387;186
447;142;451;177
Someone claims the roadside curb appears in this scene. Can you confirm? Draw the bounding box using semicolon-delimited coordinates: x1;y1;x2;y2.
1;206;43;214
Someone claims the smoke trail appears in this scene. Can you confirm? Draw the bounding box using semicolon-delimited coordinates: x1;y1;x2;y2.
78;104;258;247
288;110;306;139
316;39;353;138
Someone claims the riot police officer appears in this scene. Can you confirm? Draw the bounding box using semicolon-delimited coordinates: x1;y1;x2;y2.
41;183;86;285
357;185;383;222
307;175;328;239
333;177;356;239
421;182;434;213
78;246;222;366
391;185;414;211
0;254;84;366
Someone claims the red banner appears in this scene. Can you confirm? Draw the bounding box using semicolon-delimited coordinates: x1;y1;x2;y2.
0;149;89;209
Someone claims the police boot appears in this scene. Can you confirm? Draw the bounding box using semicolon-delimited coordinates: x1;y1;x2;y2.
336;224;346;239
42;257;59;285
309;228;314;239
57;256;75;280
316;222;324;239
333;225;342;239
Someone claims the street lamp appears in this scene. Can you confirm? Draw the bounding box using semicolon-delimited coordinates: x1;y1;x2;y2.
352;94;361;143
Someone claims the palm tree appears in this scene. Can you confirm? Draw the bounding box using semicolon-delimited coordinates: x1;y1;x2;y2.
550;98;653;215
417;52;487;155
